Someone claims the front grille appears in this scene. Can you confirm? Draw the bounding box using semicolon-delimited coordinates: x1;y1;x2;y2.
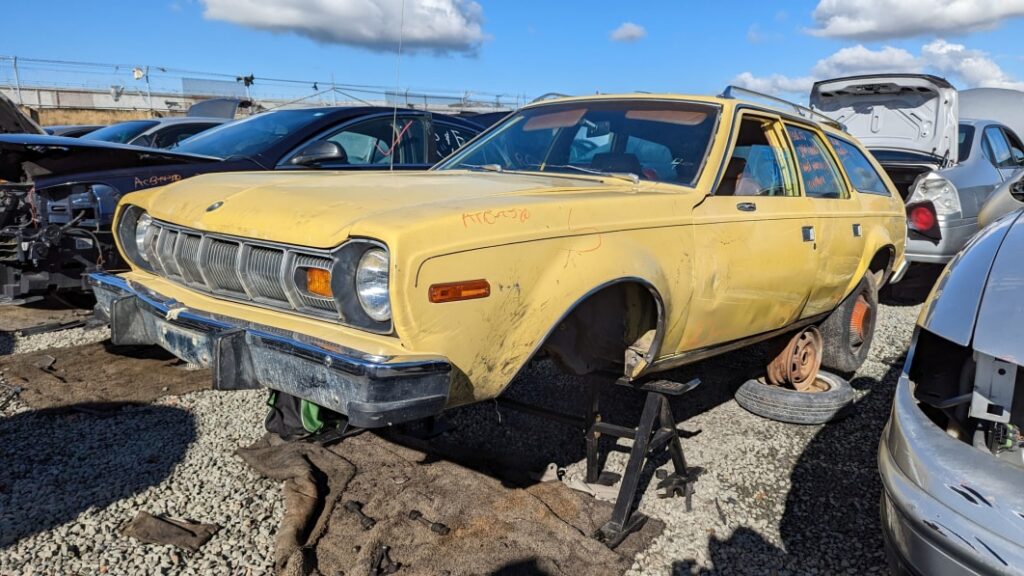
146;220;341;320
246;246;288;302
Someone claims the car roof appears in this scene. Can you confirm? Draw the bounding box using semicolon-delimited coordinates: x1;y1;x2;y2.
517;92;846;133
147;116;229;125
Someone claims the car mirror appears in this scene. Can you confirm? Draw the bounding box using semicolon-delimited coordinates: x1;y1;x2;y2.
586;120;611;138
290;140;346;166
1011;179;1024;202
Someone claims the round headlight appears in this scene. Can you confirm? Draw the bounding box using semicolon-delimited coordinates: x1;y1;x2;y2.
355;248;390;322
134;212;153;263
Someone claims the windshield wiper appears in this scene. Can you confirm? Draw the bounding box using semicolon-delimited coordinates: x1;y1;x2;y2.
533;164;640;184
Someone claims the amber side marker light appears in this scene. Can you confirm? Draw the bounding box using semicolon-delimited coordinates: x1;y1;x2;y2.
429;279;490;303
305;268;333;298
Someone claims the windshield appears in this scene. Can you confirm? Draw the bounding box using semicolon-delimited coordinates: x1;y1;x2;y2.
174;109;327;159
437;100;720;186
81;120;158;144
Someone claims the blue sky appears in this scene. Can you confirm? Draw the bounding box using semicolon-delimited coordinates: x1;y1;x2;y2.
5;0;1024;102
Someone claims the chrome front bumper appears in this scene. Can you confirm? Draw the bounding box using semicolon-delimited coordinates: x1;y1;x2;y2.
879;369;1024;576
89;272;451;428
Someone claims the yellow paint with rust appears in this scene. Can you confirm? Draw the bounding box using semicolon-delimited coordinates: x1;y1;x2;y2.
111;93;907;407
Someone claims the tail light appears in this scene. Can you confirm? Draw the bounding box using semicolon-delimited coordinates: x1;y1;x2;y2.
907;201;940;240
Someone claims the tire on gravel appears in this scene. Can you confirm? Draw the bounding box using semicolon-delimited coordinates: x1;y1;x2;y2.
819;275;878;374
735;371;854;425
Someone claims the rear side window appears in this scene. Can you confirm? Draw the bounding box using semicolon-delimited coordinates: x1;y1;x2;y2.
957;124;974;163
786;125;846;199
827;136;890;196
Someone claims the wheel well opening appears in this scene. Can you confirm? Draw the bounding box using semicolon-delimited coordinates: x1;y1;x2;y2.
540;282;660;376
868;246;894;285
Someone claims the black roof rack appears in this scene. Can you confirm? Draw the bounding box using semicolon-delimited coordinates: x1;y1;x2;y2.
720;85;846;131
530;92;572;103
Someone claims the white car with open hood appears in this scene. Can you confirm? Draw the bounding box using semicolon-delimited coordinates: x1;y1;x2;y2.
811;74;1024;269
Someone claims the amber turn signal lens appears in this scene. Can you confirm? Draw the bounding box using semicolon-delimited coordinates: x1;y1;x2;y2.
429;279;490;303
305;268;333;298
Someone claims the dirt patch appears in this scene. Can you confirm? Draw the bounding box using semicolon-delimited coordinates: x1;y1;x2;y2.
0;300;93;334
240;433;661;576
0;341;210;409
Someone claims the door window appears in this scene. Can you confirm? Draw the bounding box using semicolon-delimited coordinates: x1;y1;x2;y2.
827;136;890;196
322;116;428;166
786;125;847;199
433;121;479;161
147;122;221;149
715;117;794;197
984;126;1015;168
1001;127;1024;168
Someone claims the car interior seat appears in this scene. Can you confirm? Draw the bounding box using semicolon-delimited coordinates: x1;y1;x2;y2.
591;152;643;176
716;157;747;196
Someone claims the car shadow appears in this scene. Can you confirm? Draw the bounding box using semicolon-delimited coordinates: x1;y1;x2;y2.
880;264;942;306
410;337;903;574
0;402;195;548
415;340;772;488
668;359;903;574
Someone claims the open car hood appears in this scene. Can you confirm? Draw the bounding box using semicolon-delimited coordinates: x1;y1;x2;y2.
0;134;219;183
0;91;44;135
810;74;958;164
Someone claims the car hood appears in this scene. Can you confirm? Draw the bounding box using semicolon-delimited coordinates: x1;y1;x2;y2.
973;210;1024;364
139;169;632;248
0;91;43;135
811;74;958;163
919;209;1024;362
0;134;218;183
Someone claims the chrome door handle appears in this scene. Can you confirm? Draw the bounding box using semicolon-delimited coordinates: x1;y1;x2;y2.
736;202;757;212
802;226;815;242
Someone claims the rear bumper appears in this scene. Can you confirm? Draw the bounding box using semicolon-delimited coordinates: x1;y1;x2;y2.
89;272;451;428
905;217;977;264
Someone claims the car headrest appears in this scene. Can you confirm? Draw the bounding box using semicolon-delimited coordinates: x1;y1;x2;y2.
724;156;747;177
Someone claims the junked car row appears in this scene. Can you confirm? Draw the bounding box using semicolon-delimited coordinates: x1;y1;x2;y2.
5;74;1024;575
0;98;486;303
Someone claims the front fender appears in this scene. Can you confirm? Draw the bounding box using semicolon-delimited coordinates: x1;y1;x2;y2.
397;229;686;406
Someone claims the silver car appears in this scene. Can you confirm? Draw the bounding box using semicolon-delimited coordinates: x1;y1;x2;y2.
880;209;1024;575
79;116;227;149
812;75;1024;273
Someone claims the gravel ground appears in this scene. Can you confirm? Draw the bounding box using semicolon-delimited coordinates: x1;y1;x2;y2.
0;300;921;575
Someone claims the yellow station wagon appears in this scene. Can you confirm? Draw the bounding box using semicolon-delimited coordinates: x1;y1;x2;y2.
90;90;907;429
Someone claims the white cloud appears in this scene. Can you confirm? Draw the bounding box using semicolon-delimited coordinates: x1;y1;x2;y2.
610;22;646;43
733;40;1024;96
200;0;486;55
809;0;1024;40
922;39;1024;89
810;45;921;78
732;72;816;95
732;45;918;96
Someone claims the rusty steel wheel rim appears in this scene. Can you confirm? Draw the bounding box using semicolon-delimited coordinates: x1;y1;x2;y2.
849;294;872;352
767;326;825;392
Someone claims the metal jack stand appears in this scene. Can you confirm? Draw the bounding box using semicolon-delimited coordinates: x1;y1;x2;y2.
588;377;703;548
